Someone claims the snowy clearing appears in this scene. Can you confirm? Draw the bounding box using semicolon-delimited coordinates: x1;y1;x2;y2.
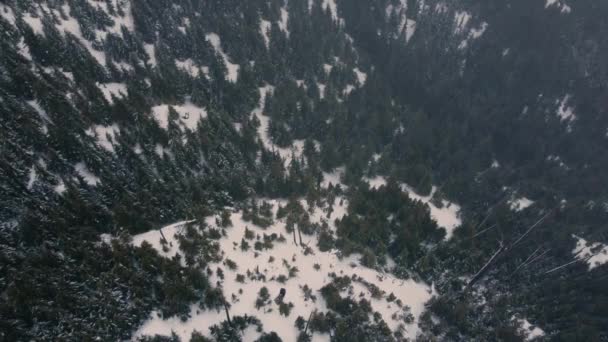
132;198;434;341
151;102;207;131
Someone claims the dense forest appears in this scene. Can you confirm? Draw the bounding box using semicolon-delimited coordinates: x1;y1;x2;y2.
1;0;607;340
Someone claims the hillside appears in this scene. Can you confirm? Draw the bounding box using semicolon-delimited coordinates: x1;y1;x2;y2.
1;0;607;341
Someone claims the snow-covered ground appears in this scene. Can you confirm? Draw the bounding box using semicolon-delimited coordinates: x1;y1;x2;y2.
131;198;435;341
572;235;608;270
85;124;120;153
151;102;207;131
96;83;128;104
508;196;535;212
74;162;100;186
513;316;545;341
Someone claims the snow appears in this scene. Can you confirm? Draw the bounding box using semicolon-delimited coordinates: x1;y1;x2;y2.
134;200;434;341
144;44;157;67
323;63;333;75
279;8;289;36
321;167;346;188
435;2;448;14
454;11;471;34
205;33;240;82
400;183;462;239
317;83;326;99
74;162;100;186
17;38;32;61
251;86;306;167
459;22;488;50
546;0;572;14
27;100;51;134
133;144;143;155
131;220;196;259
260;20;271;48
114;61;134;72
0;4;16;26
55;4;106;66
343;84;355;95
155;144;169;158
322;0;338;20
175;59;203;78
96;83;127;104
54;181;66;194
27;166;37;189
151;102;207;131
491;159;500;168
508;197;535;212
363;176;387;189
85;124;120;153
90;0;135;36
405;19;417;42
572;235;608;270
556;95;576;122
353;68;367;86
513;317;545;341
23;12;44;36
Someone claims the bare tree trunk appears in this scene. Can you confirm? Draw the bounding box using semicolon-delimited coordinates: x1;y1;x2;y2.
466;209;554;290
304;310;315;335
297;225;304;246
159;228;168;244
223;300;232;326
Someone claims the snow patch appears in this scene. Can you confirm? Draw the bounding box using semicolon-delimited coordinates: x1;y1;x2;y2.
279;8;289;36
85;124;120;153
144;44;157;67
74;162;100;186
556;94;576;122
508;196;535;212
454;11;472;34
513;316;545;341
27;100;51;134
175;59;205;78
131;220;196;259
23;12;44;36
96;83;127;104
0;4;16;26
205;33;240;82
400;183;461;239
27;166;37;189
151;102;207;131
353;68;367;86
260;20;271;48
573;235;608;270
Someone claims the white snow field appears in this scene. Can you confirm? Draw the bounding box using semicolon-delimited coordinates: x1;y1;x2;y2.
131;197;435;341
